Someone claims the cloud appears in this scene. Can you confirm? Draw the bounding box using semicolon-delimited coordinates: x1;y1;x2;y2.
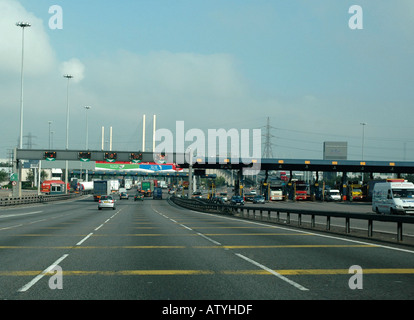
0;0;57;76
82;50;251;122
60;58;85;83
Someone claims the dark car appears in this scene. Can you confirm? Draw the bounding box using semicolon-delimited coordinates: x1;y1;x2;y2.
231;195;244;205
134;193;144;201
253;195;265;204
119;192;129;200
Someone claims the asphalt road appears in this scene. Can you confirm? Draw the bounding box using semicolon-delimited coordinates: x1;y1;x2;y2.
0;194;413;301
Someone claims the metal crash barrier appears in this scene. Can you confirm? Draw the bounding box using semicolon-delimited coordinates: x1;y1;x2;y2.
169;196;414;243
0;192;88;207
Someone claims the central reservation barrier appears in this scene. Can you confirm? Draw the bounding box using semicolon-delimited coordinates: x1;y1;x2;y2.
170;196;414;243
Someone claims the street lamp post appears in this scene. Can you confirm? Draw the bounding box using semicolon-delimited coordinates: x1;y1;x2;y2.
16;22;31;149
15;22;31;197
84;106;91;149
48;120;52;149
360;122;367;160
63;74;73;194
63;74;73;149
84;106;91;182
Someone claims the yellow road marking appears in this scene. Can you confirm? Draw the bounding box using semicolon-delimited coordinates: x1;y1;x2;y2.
0;244;377;249
1;268;413;276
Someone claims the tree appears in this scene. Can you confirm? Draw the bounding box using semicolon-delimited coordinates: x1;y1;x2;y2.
0;170;8;183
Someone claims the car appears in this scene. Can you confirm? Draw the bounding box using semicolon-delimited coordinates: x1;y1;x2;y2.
119;192;129;200
253;195;265;204
192;191;202;199
98;195;116;210
231;195;244;205
134;193;144;201
250;190;257;195
219;193;228;202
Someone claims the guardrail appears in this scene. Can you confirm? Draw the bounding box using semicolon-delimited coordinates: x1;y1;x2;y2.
170;196;414;243
0;192;89;207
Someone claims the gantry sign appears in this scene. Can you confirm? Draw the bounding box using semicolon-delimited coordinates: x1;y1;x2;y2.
15;148;414;174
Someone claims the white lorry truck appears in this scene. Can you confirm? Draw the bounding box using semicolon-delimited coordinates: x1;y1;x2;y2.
372;179;414;215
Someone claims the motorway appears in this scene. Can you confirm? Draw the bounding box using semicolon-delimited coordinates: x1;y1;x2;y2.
0;194;413;301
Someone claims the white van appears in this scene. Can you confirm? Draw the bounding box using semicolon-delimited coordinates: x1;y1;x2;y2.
372;179;414;215
325;189;341;201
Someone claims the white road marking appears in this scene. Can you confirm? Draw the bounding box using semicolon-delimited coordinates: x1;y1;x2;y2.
0;211;43;219
235;253;309;291
196;232;222;246
76;233;93;246
191;210;414;254
18;254;69;292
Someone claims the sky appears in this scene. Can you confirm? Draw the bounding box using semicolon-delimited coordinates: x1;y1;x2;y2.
1;0;414;162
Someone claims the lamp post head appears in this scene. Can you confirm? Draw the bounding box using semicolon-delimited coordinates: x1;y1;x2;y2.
63;74;74;79
16;22;31;28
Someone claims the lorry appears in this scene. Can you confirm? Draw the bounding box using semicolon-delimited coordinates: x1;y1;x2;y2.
124;178;133;190
293;180;309;200
78;181;93;192
41;180;69;194
159;180;167;189
269;182;284;201
140;180;154;197
93;180;112;201
153;187;163;200
349;183;363;201
372;179;414;215
108;179;120;193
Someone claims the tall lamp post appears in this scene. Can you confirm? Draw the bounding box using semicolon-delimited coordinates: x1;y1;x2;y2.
360;122;367;160
48;120;52;149
84;106;91;181
15;22;31;198
16;22;31;149
63;74;73;194
63;74;73;149
84;106;91;149
360;122;367;184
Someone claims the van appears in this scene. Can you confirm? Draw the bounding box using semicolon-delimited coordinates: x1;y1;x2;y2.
325;189;341;201
372;179;414;215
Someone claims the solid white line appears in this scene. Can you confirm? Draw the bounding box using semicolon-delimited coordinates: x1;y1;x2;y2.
0;211;43;219
180;224;193;231
18;254;69;292
29;219;47;224
191;210;414;254
76;233;93;246
235;253;309;291
0;224;23;230
197;232;222;246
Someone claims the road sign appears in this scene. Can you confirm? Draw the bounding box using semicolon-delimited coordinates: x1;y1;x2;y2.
12;181;17;186
10;173;18;182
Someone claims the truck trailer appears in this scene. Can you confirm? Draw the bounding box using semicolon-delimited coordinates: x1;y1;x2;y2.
93;180;112;201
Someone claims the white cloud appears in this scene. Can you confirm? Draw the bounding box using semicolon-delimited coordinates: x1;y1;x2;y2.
82;50;251;121
0;0;57;76
60;58;85;83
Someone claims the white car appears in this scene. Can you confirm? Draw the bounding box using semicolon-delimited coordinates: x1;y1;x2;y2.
98;195;116;210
